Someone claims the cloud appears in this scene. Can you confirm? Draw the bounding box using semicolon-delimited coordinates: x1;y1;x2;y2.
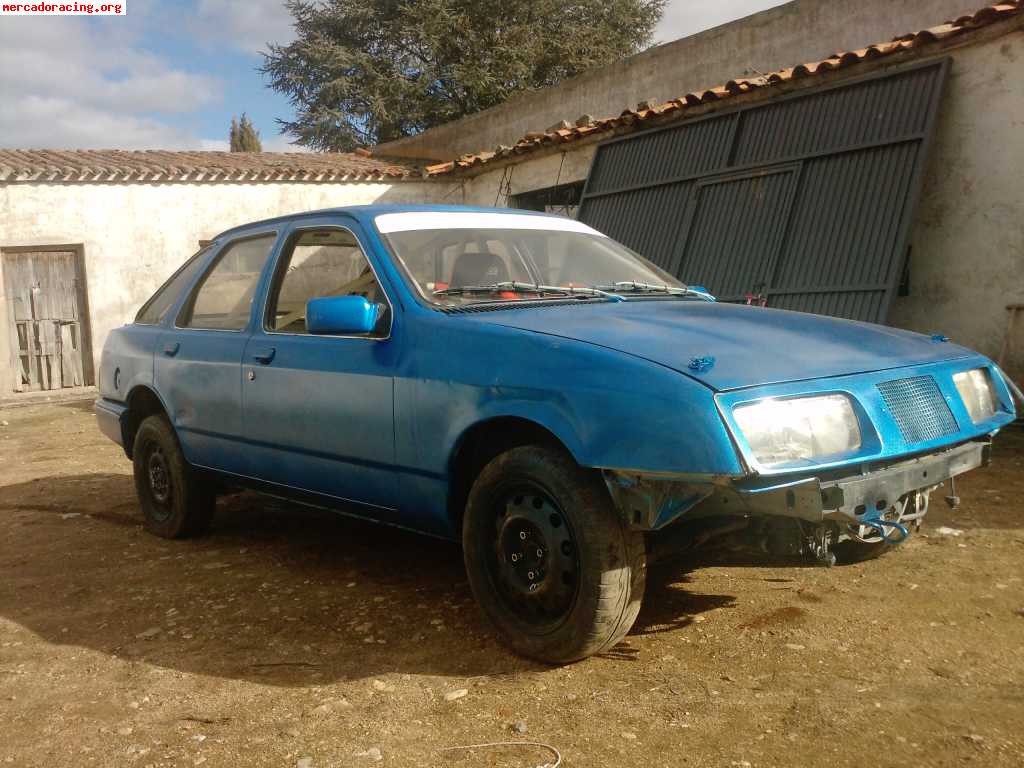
199;138;230;151
261;133;308;152
0;14;223;149
655;0;788;44
194;134;309;153
6;96;204;149
190;0;295;55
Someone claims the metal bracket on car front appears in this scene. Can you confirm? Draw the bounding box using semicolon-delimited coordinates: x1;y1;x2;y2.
602;471;716;530
728;440;990;526
604;440;991;532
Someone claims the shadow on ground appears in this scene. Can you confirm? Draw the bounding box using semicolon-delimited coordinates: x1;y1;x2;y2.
0;472;734;686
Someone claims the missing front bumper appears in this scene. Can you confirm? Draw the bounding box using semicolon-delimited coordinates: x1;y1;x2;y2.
605;440;990;530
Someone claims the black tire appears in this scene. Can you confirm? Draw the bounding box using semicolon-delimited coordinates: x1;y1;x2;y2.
463;445;646;663
132;415;215;539
832;539;891;564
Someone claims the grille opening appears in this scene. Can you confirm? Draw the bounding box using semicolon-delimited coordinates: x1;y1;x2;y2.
877;376;958;444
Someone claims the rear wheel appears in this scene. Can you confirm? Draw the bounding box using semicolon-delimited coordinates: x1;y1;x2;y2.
463;445;645;663
132;415;215;539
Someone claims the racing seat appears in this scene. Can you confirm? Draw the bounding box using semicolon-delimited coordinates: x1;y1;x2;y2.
450;251;509;287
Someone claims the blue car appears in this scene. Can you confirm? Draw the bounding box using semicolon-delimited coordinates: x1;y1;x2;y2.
95;205;1017;662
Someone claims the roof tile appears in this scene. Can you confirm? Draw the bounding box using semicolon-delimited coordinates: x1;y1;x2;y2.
0;149;423;183
427;0;1021;176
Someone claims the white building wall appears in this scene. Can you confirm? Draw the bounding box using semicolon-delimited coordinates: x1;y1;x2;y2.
888;29;1024;379
0;179;456;393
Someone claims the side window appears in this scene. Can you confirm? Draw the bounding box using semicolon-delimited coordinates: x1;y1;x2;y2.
135;248;209;325
180;234;276;330
267;228;390;336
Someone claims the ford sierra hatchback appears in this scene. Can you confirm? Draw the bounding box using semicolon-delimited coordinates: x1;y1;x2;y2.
95;205;1017;662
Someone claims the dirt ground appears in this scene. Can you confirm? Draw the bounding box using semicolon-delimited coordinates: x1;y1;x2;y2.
0;400;1022;768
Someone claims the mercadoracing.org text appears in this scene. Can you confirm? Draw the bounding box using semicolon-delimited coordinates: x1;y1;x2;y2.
1;2;125;14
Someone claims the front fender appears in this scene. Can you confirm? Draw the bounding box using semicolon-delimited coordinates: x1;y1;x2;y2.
398;313;744;479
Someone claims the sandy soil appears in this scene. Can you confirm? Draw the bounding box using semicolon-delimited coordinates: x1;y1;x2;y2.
0;399;1022;768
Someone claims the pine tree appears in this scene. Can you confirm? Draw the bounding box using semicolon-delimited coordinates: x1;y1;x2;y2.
262;0;666;151
229;113;263;152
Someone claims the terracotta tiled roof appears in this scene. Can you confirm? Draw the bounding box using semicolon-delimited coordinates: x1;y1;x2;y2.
426;1;1023;176
0;149;423;183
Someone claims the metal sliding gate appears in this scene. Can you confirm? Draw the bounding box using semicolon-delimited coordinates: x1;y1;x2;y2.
578;59;950;323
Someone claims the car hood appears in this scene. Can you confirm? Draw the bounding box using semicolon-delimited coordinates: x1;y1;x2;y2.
462;300;973;391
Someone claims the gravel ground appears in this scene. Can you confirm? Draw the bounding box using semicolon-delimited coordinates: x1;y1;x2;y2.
0;400;1022;768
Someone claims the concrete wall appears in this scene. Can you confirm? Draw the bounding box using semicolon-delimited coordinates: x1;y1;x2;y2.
889;28;1024;380
0;179;457;394
462;28;1024;381
376;0;977;161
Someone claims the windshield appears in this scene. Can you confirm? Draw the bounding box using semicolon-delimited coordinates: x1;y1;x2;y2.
376;213;687;306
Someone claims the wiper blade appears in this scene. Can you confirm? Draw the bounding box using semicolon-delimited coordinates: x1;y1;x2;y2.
434;281;625;302
595;281;716;301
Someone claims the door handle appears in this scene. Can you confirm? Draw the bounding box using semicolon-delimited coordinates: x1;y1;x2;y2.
251;347;276;365
163;342;180;357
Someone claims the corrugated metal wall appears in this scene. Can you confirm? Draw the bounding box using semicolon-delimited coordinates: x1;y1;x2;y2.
578;59;950;322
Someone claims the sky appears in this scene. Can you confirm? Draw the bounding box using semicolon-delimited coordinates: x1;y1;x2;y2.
0;0;787;152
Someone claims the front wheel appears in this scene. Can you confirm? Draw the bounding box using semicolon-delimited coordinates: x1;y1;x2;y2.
132;415;215;539
463;445;645;663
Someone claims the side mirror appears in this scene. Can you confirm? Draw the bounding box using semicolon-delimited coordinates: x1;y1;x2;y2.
306;295;382;335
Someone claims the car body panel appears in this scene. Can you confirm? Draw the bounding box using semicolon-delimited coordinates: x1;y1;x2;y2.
97;322;162;409
154;327;250;473
462;299;975;392
95;205;1018;543
94;397;127;447
236;216;402;512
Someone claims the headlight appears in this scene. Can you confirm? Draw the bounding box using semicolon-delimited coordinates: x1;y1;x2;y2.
733;394;861;468
953;368;997;423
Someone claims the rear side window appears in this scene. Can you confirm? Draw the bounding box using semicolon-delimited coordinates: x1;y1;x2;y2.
135;249;208;325
179;234;276;330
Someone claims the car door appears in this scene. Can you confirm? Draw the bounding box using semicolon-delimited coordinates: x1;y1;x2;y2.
239;218;400;513
155;231;279;474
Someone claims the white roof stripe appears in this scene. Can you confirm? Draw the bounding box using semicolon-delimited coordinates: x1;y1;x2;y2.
374;211;606;235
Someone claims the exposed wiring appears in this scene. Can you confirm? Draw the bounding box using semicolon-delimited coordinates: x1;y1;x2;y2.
548;152;575;217
494;166;515;207
441;179;465;201
855;498;911;544
440;740;561;768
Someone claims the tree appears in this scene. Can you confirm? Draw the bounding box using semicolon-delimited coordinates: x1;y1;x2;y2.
229;113;263;152
262;0;665;151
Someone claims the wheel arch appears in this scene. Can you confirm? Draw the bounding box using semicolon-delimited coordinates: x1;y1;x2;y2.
123;385;171;458
447;416;580;535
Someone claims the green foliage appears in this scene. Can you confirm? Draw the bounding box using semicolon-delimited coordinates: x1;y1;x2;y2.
229;113;263;152
262;0;666;151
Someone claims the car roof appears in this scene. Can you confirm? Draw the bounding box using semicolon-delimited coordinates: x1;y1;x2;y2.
211;204;565;242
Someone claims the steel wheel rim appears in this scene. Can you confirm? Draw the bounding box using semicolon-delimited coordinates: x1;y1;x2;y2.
487;485;580;631
146;445;173;518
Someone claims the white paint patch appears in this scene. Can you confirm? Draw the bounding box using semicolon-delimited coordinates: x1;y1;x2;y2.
374;211;606;236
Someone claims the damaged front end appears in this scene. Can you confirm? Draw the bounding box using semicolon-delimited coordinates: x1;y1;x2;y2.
604;439;991;566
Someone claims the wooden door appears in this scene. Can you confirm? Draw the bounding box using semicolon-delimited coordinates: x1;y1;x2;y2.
2;249;90;392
